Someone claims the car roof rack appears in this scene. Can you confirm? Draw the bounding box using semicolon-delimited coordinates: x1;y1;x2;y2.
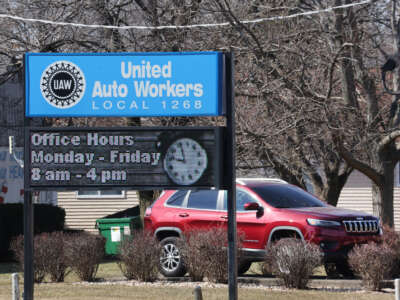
236;178;288;185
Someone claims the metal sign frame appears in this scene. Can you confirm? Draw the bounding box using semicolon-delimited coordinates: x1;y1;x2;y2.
22;51;237;300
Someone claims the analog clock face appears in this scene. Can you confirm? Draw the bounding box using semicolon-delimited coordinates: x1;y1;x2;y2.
164;138;208;185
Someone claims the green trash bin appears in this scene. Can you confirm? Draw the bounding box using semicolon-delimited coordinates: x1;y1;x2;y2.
95;216;141;255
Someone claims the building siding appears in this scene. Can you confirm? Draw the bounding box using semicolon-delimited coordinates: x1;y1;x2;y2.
337;170;400;230
58;190;139;233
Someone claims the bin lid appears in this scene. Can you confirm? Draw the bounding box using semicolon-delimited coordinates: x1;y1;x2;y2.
96;216;139;224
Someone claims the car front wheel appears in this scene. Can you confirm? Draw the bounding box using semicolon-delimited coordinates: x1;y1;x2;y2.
159;237;186;277
324;261;354;279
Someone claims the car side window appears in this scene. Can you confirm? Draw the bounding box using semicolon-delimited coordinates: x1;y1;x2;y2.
236;189;258;211
187;190;219;210
223;189;258;211
166;190;187;207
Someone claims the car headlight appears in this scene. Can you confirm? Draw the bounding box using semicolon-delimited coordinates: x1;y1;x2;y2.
307;218;341;227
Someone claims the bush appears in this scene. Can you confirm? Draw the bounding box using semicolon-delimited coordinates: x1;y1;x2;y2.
179;229;215;281
179;227;243;284
39;232;70;282
118;230;160;282
348;242;395;291
64;233;105;282
379;224;400;278
265;238;322;289
10;235;47;283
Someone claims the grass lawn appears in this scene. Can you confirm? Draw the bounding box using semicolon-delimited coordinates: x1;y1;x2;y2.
0;261;394;300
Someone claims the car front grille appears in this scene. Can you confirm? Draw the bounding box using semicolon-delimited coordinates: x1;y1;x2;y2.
342;220;379;233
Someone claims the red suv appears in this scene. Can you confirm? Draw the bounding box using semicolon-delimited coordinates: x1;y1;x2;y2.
144;178;381;277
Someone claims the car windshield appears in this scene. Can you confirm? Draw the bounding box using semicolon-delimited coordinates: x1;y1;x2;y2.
251;184;327;208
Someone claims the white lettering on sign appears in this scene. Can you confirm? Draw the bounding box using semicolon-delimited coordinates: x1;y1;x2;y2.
91;81;128;98
86;133;135;146
31;151;95;166
31;168;71;181
31;133;81;146
121;61;172;79
53;80;73;90
133;80;203;98
45;170;70;181
91;100;150;111
109;150;161;166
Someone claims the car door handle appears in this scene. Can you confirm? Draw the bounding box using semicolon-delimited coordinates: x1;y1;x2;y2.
179;213;189;217
220;215;228;220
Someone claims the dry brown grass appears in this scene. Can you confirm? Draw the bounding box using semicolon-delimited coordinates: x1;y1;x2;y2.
0;262;394;300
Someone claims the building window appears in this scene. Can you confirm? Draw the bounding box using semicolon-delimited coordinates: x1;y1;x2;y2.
77;190;126;199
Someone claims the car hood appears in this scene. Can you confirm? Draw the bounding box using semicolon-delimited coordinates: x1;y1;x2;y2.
286;206;374;219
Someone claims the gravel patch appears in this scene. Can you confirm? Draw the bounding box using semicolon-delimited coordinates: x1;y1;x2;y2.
72;277;394;293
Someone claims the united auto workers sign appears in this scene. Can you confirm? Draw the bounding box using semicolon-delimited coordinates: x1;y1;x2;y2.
25;52;223;117
27;127;222;189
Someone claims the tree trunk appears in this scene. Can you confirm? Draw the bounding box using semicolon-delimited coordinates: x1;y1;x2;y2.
137;191;154;226
137;190;161;226
372;163;395;227
311;170;351;207
323;184;343;207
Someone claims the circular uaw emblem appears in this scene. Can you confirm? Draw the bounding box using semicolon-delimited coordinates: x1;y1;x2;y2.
40;61;86;109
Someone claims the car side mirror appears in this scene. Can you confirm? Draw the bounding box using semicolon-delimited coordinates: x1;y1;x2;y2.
244;202;259;210
244;202;264;218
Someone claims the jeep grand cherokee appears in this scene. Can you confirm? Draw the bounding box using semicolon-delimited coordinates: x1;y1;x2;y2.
144;178;381;277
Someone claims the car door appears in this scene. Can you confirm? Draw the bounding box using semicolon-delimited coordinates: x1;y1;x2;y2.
223;188;268;250
179;189;226;231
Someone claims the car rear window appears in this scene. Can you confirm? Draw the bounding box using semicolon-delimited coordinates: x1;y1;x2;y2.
166;190;187;207
187;190;219;210
251;184;326;208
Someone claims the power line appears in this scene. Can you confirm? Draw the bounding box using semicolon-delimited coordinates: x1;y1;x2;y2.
0;0;371;30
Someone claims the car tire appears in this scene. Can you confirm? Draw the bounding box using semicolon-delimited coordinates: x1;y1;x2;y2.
324;262;339;278
238;261;252;275
324;261;354;279
159;237;186;277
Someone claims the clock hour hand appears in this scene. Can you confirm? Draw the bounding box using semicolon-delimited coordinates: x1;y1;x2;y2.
178;144;186;163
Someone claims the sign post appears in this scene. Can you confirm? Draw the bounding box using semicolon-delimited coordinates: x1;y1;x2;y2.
24;51;236;300
225;52;237;300
23;111;34;300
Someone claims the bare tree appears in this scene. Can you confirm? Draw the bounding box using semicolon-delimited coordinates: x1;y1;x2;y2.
2;0;396;224
205;0;353;205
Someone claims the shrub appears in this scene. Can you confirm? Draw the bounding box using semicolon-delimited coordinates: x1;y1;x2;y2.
265;238;322;289
39;232;70;282
180;227;243;284
10;235;47;283
179;229;215;281
64;233;105;282
379;224;400;278
348;242;395;291
118;230;160;282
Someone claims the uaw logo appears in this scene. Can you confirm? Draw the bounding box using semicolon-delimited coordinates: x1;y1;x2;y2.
40;61;86;109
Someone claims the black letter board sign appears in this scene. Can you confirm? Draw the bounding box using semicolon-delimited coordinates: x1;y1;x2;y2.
27;127;223;190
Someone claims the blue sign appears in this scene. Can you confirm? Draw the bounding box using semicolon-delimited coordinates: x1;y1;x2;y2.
25;52;224;117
